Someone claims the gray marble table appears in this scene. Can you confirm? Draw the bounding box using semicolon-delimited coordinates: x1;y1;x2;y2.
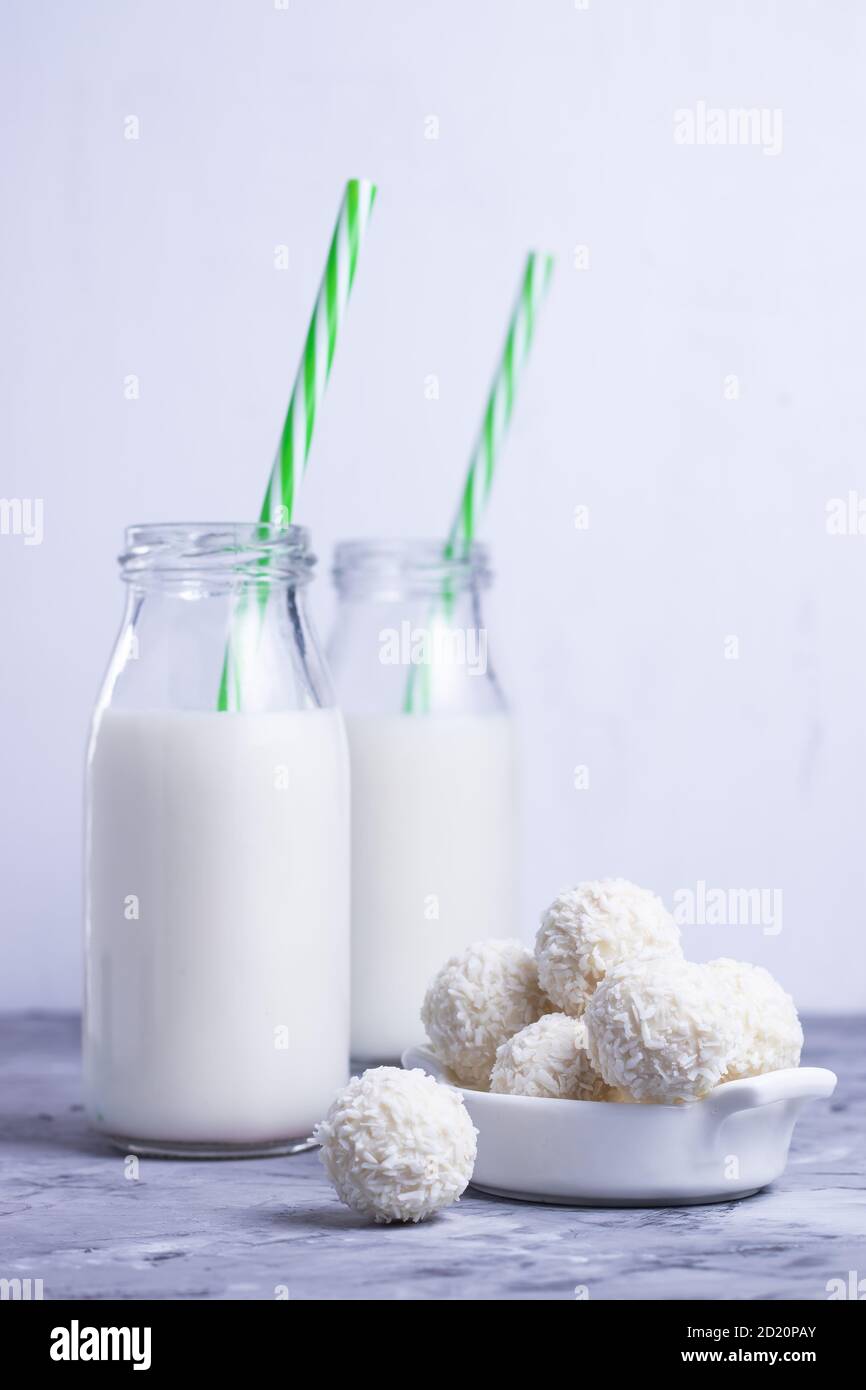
1;1013;863;1301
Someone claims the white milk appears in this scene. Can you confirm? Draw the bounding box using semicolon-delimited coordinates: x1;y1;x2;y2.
84;707;349;1149
346;713;519;1060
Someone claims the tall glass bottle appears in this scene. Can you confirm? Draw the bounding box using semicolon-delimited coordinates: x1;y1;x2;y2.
84;523;349;1155
329;539;519;1061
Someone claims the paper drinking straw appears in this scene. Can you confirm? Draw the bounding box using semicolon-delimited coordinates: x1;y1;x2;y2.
445;251;554;557
259;178;377;529
218;178;377;710
405;251;554;712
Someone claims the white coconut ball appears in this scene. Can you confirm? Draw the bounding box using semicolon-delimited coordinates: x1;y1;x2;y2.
313;1067;477;1224
421;939;552;1088
708;958;803;1080
490;1012;613;1100
584;958;738;1103
535;879;682;1017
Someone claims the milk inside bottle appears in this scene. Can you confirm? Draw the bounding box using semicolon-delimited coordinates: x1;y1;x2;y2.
329;540;519;1061
84;524;349;1155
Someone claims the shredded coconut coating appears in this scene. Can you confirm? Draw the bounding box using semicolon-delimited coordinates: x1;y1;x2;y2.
584;958;738;1103
490;1012;613;1100
535;879;682;1017
708;958;803;1080
421;939;552;1088
313;1067;477;1224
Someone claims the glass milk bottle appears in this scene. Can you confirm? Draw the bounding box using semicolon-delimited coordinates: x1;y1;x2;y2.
84;523;349;1156
329;540;519;1062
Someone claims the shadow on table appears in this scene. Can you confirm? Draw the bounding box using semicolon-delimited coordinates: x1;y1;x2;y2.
0;1108;117;1159
266;1204;378;1232
264;1203;448;1233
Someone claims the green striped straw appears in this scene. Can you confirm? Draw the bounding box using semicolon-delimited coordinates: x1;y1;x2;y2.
219;178;377;710
405;251;554;712
446;251;554;558
259;178;377;530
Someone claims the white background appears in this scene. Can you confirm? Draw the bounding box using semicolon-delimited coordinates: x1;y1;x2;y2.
2;0;865;1011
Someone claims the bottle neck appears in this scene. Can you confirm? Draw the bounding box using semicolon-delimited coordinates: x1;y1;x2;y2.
328;540;504;716
98;523;332;715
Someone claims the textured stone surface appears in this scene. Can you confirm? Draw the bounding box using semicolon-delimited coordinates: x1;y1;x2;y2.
0;1013;863;1301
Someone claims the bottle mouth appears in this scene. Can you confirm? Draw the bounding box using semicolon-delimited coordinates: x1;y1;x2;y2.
332;538;492;598
120;523;315;583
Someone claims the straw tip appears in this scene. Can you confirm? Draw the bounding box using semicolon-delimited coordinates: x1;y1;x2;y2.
527;250;555;278
348;177;378;205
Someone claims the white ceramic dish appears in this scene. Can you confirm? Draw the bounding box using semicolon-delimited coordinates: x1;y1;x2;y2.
402;1045;837;1207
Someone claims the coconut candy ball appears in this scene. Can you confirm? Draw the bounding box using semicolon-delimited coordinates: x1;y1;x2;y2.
490;1011;613;1100
313;1067;477;1224
707;958;803;1081
421;939;552;1089
584;958;738;1104
535;879;682;1018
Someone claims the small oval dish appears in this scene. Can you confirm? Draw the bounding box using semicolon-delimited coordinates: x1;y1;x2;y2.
402;1045;837;1207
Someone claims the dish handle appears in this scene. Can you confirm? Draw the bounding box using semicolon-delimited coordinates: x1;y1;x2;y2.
705;1066;837;1119
401;1045;459;1085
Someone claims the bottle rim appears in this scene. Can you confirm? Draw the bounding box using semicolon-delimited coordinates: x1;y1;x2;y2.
119;522;315;583
332;537;492;597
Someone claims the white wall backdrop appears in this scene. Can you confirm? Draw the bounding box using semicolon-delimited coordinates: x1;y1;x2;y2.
2;0;865;1011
